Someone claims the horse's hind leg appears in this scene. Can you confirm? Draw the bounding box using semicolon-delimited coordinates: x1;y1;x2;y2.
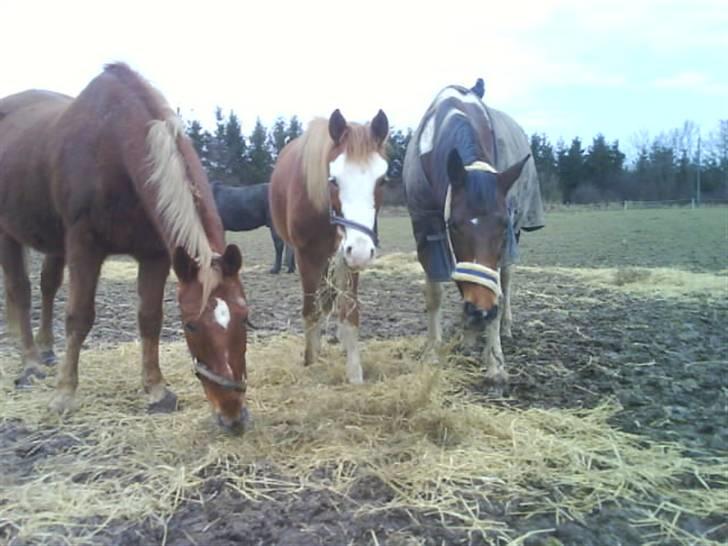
0;235;44;386
334;257;363;384
48;239;104;414
269;228;283;274
137;254;177;412
285;244;296;273
36;254;64;365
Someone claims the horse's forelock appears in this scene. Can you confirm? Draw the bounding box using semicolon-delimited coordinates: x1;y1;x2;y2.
343;123;387;163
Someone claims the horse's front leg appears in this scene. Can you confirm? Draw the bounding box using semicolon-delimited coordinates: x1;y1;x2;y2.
137;254;177;412
425;280;443;346
48;236;104;414
500;264;513;338
297;249;327;366
335;257;362;384
36;254;65;366
483;308;507;390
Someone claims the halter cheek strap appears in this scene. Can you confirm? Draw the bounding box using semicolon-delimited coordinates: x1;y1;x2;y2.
328;176;380;248
444;160;501;296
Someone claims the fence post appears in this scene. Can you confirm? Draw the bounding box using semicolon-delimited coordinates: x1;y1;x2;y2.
691;198;695;209
623;201;628;210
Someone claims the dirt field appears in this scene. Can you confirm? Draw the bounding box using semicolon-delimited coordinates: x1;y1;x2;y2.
1;207;726;545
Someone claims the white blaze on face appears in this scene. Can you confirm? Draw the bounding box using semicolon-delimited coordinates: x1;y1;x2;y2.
329;152;388;269
214;298;231;329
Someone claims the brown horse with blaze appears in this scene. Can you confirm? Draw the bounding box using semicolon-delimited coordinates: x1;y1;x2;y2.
0;64;249;431
269;109;388;383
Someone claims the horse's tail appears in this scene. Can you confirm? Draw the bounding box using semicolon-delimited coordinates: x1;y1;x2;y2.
300;119;332;212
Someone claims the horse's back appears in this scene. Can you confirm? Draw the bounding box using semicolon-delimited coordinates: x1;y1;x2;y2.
487;106;545;232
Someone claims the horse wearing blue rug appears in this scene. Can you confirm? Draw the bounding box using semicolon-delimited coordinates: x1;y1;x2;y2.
211;181;295;274
403;81;544;386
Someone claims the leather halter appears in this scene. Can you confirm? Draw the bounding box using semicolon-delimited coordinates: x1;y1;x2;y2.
193;358;246;392
328;177;380;247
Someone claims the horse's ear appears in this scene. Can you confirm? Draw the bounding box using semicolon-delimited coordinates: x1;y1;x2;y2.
173;247;199;283
221;244;242;277
447;149;466;187
497;154;530;194
370;109;389;145
328;109;348;145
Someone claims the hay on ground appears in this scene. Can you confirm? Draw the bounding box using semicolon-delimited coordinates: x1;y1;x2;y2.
0;335;725;545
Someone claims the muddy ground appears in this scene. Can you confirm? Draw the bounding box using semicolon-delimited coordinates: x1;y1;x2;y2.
1;209;726;545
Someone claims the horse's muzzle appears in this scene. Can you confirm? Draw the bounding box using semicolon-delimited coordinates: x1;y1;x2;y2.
464;302;499;329
216;406;252;434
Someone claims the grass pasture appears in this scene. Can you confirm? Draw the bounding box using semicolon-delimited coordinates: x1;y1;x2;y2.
1;206;726;545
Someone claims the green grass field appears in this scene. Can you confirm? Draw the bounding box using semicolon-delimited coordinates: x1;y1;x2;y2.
373;207;728;272
229;206;727;275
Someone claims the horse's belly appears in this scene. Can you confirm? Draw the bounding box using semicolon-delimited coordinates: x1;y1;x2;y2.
0;191;65;252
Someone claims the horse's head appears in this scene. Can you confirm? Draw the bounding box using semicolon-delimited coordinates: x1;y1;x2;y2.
327;109;389;270
446;149;529;330
172;244;249;432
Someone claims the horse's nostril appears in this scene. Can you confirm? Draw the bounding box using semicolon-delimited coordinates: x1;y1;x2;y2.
369;248;374;259
346;245;353;256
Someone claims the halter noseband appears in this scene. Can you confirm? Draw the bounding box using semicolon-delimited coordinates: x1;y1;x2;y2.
328;176;380;247
193;358;246;392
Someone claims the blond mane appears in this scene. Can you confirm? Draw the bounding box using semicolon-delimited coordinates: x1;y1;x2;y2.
301;118;386;211
113;63;219;303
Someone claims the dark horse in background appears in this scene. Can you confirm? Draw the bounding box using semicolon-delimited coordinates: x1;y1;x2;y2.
0;64;250;431
403;80;544;387
211;181;295;274
270;109;388;384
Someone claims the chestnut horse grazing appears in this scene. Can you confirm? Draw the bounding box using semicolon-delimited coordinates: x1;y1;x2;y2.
0;64;250;431
269;110;388;383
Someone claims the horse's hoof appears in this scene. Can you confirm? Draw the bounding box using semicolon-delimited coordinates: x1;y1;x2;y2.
286;268;296;274
147;389;178;413
15;366;46;389
483;372;509;397
48;391;76;414
40;350;58;366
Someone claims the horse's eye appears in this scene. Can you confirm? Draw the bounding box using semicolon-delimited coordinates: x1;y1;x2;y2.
185;322;198;332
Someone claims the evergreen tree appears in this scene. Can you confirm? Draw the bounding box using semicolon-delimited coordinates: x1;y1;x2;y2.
286;116;303;142
224;111;247;183
186;119;211;169
269;117;289;159
206;107;228;181
386;128;412;181
557;138;585;202
530;133;561;202
247;118;273;185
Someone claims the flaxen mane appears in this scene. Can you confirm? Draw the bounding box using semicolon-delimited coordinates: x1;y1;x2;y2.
301;118;386;211
104;64;219;301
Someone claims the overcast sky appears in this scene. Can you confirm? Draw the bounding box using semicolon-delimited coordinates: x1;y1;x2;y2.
3;0;726;158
